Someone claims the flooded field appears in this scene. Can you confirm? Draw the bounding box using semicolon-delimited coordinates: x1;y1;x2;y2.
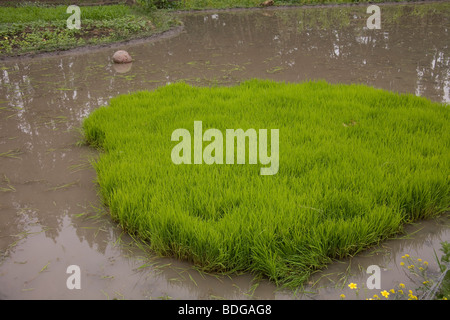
0;2;449;299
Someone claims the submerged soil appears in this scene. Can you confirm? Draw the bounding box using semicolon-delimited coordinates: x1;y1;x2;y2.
0;2;449;299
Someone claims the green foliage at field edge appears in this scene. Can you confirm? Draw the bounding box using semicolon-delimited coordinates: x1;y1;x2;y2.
0;4;178;57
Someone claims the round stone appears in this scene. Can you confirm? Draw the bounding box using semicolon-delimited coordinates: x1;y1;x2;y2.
112;50;132;64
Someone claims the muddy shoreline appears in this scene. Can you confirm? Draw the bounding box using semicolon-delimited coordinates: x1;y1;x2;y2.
0;25;185;62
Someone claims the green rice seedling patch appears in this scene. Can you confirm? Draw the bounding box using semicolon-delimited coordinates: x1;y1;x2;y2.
82;79;449;287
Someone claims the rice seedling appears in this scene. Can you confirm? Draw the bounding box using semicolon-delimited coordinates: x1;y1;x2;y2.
68;161;93;173
82;79;449;287
0;174;15;192
39;261;51;273
46;180;79;191
0;185;15;192
100;289;110;299
0;149;22;159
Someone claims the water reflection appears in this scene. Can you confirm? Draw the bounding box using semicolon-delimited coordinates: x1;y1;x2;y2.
0;2;449;299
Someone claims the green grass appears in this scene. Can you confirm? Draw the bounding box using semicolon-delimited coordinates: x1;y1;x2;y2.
0;4;130;24
0;4;178;57
82;79;450;287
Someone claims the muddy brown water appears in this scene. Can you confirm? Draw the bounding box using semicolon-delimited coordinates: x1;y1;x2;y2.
0;3;449;300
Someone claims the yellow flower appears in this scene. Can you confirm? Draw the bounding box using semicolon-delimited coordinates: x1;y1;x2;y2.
423;281;429;285
405;254;410;258
381;290;390;299
373;294;379;299
340;294;346;299
348;283;357;290
400;262;405;266
418;258;422;262
390;289;395;294
408;265;414;270
399;283;405;288
423;261;428;265
419;267;424;271
443;297;448;300
398;289;404;295
407;290;418;300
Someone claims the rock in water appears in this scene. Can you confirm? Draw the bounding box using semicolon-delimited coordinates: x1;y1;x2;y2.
112;50;132;64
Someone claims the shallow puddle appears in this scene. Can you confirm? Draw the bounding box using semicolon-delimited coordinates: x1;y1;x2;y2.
0;2;449;299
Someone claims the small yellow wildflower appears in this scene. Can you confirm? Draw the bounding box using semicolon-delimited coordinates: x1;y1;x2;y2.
423;261;428;265
398;289;404;295
405;254;410;258
390;289;395;294
340;294;346;299
381;290;390;299
418;258;422;262
408;265;414;270
373;294;379;299
399;283;405;288
348;283;357;290
419;267;424;271
400;262;405;266
423;281;429;285
443;297;448;300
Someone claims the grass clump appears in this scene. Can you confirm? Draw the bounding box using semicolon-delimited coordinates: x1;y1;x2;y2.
82;79;449;287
